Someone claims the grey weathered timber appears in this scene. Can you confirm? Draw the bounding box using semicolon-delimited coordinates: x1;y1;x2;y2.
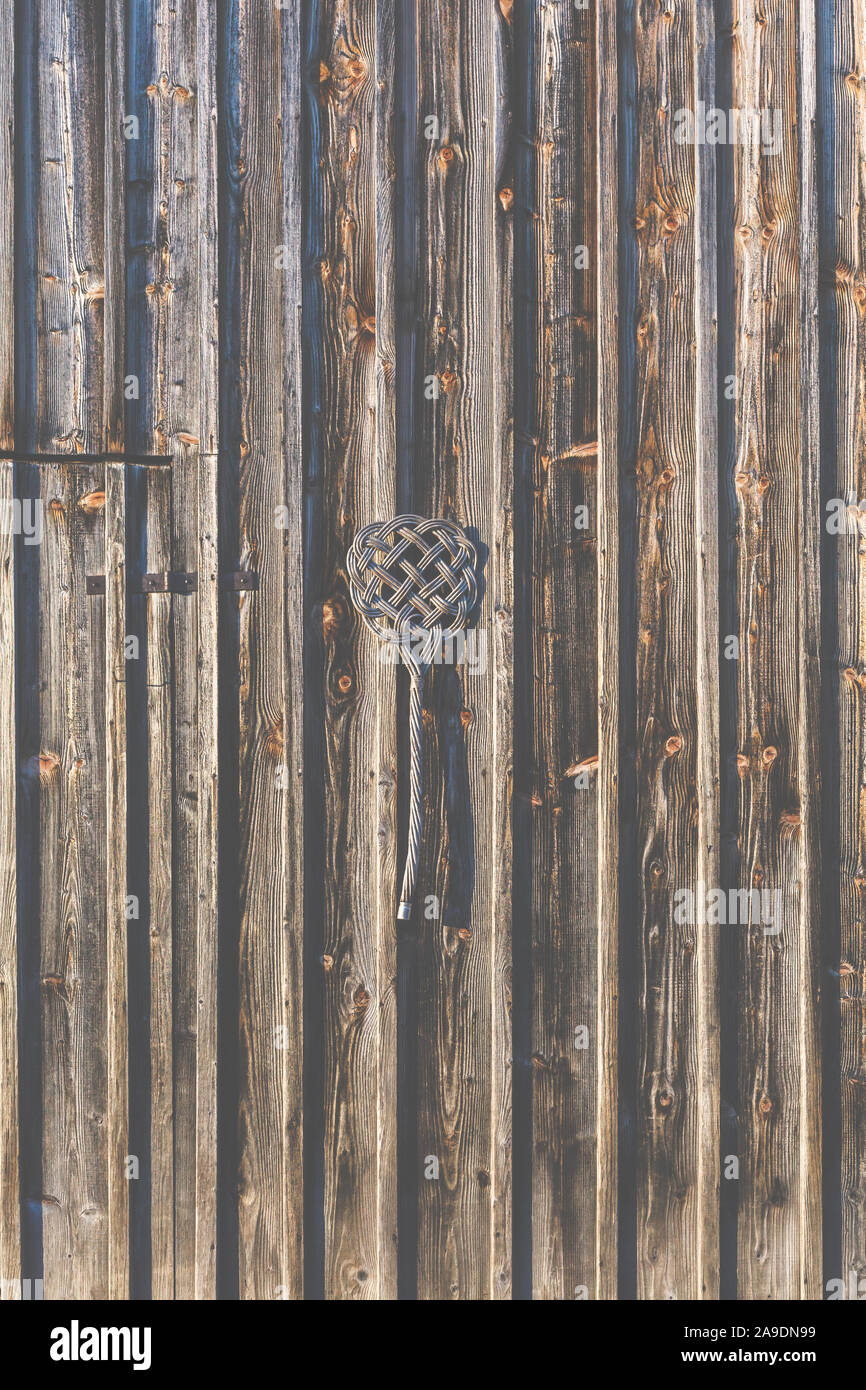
134;0;220;1300
692;0;722;1301
729;0;822;1300
491;0;514;1305
39;467;109;1301
0;0;862;1304
313;0;398;1301
34;0;118;1301
594;0;619;1305
104;459;129;1303
414;0;513;1301
104;0;129;1303
145;466;173;1300
373;0;399;1302
230;0;303;1299
630;0;720;1299
524;0;600;1302
828;0;866;1295
0;0;19;1302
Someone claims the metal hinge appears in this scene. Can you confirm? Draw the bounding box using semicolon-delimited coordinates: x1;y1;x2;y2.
86;571;198;596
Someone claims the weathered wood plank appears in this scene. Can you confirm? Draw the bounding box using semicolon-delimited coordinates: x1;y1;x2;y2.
491;0;513;1304
828;0;866;1295
693;0;722;1301
313;0;397;1300
373;0;399;1301
151;3;200;1299
523;0;600;1302
729;0;822;1299
35;0;114;1301
40;463;108;1301
796;0;822;1304
0;0;19;1301
595;0;619;1304
145;470;173;1301
193;0;220;1299
631;0;719;1298
414;0;512;1301
104;0;129;1301
232;0;303;1299
0;456;18;1302
103;459;129;1300
129;0;220;1297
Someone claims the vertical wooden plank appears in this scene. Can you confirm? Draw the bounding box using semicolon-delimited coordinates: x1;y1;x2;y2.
524;0;600;1302
132;0;219;1297
693;0;722;1302
0;500;17;1304
731;0;822;1299
313;0;397;1300
830;0;866;1294
797;0;822;1303
155;0;218;1301
414;0;512;1301
40;463;109;1302
194;0;220;1301
36;0;112;1300
595;0;619;1304
234;0;303;1299
104;0;129;1301
131;0;173;1299
145;471;173;1301
374;0;399;1301
103;460;128;1300
631;0;719;1298
0;0;19;1301
491;0;513;1303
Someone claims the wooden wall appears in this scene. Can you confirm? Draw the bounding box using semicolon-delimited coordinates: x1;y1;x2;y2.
0;0;863;1301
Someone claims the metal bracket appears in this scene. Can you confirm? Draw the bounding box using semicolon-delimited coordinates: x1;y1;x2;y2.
87;571;198;595
139;571;198;594
221;570;259;592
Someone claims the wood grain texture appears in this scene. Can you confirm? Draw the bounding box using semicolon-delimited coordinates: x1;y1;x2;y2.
2;0;859;1303
692;0;722;1302
491;0;514;1305
231;0;303;1299
104;460;129;1302
631;0;719;1299
156;0;218;1301
34;0;115;1301
128;0;220;1299
0;0;19;1300
312;0;398;1300
193;0;220;1301
595;0;619;1304
0;454;18;1301
414;0;513;1301
104;0;129;1301
145;469;173;1300
729;0;822;1299
829;0;866;1294
523;0;600;1302
40;466;109;1301
373;0;399;1300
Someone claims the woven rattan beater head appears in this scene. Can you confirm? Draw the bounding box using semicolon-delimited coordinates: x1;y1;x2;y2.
347;515;478;920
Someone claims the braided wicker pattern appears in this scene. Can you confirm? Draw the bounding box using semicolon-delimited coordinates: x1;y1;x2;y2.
346;515;478;921
347;514;478;659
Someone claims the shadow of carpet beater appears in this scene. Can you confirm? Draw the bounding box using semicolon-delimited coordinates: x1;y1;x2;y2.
347;515;479;921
